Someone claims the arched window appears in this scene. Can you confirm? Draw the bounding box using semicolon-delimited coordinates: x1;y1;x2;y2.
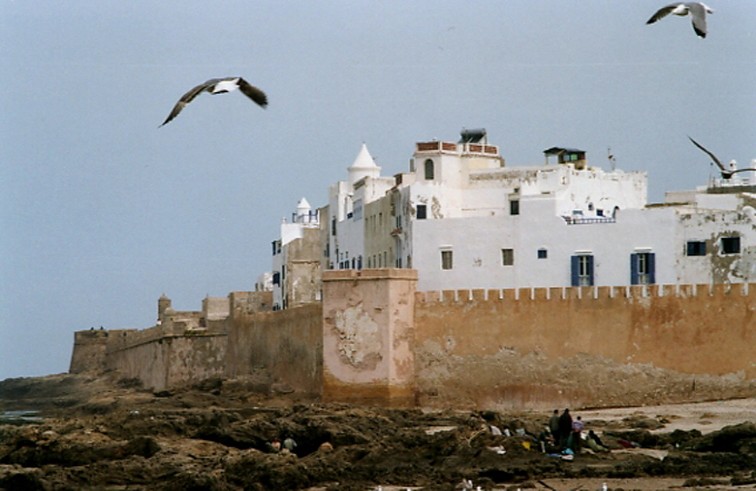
424;159;435;180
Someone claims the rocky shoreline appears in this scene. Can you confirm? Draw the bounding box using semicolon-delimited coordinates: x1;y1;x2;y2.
1;374;754;490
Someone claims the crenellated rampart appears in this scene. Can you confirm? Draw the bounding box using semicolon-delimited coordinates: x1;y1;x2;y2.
70;277;754;408
416;282;750;304
412;282;754;409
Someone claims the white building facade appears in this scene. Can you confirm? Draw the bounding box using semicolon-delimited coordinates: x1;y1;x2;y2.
315;129;754;293
271;197;321;310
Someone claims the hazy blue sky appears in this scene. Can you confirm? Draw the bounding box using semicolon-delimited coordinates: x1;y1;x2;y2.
1;1;754;380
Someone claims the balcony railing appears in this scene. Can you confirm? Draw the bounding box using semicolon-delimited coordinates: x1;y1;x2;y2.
562;216;616;225
416;141;458;152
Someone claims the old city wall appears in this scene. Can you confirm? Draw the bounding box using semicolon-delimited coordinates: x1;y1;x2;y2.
104;328;228;391
225;303;323;396
69;329;125;374
70;275;754;409
413;283;755;410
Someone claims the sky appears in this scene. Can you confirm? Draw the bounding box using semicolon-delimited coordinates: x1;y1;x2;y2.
1;1;755;380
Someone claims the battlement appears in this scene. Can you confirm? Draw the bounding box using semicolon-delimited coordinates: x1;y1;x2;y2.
416;282;752;304
70;273;755;404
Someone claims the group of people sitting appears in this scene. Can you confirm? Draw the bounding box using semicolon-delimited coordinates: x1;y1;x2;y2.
540;408;610;454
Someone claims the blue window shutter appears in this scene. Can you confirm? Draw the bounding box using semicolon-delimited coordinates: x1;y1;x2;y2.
648;253;656;284
630;253;639;285
570;255;579;286
587;255;594;286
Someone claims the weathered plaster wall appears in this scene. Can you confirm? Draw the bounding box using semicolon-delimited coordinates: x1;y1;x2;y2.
282;228;322;308
105;332;227;391
69;273;753;411
225;303;322;396
414;283;755;410
321;269;417;405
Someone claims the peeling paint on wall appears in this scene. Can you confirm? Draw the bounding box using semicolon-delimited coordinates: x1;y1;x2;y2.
334;303;382;369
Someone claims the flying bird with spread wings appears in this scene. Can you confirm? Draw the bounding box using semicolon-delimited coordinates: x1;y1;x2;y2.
646;2;713;38
688;136;756;179
160;77;268;127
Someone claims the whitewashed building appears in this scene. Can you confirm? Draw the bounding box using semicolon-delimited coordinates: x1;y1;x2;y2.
270;197;321;310
316;129;754;293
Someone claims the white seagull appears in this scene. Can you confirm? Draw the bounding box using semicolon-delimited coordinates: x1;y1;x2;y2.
688;136;756;179
646;3;713;38
160;77;268;127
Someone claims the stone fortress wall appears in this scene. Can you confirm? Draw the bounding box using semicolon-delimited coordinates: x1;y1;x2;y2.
70;271;755;409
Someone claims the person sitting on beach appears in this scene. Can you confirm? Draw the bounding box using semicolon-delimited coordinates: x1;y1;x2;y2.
537;426;557;453
585;429;610;453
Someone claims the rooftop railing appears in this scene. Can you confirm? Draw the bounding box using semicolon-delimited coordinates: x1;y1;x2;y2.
562;216;616;225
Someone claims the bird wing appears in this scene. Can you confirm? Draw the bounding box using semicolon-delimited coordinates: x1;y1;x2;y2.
687;2;708;37
236;78;268;108
646;4;680;24
160;79;220;127
730;167;756;175
688;136;726;172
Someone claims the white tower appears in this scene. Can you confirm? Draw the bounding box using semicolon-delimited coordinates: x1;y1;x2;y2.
347;143;381;185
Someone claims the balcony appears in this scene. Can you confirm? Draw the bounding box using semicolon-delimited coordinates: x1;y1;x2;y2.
562;216;616;225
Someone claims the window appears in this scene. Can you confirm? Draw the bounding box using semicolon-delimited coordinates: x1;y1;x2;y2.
631;252;655;285
570;254;594;286
501;248;514;266
272;272;281;286
721;237;741;254
331;217;337;236
537;248;548;259
441;250;453;270
353;199;363;220
424;159;435;180
686;241;706;256
417;204;427;219
510;199;520;216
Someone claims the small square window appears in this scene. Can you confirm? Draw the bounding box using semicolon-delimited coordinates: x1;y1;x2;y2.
501;248;514;266
537;248;548;259
721;236;740;254
686;241;706;256
510;200;520;216
417;204;427;220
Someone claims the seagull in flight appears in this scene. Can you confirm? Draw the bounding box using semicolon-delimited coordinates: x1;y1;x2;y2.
646;2;713;38
688;136;756;179
160;77;268;127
